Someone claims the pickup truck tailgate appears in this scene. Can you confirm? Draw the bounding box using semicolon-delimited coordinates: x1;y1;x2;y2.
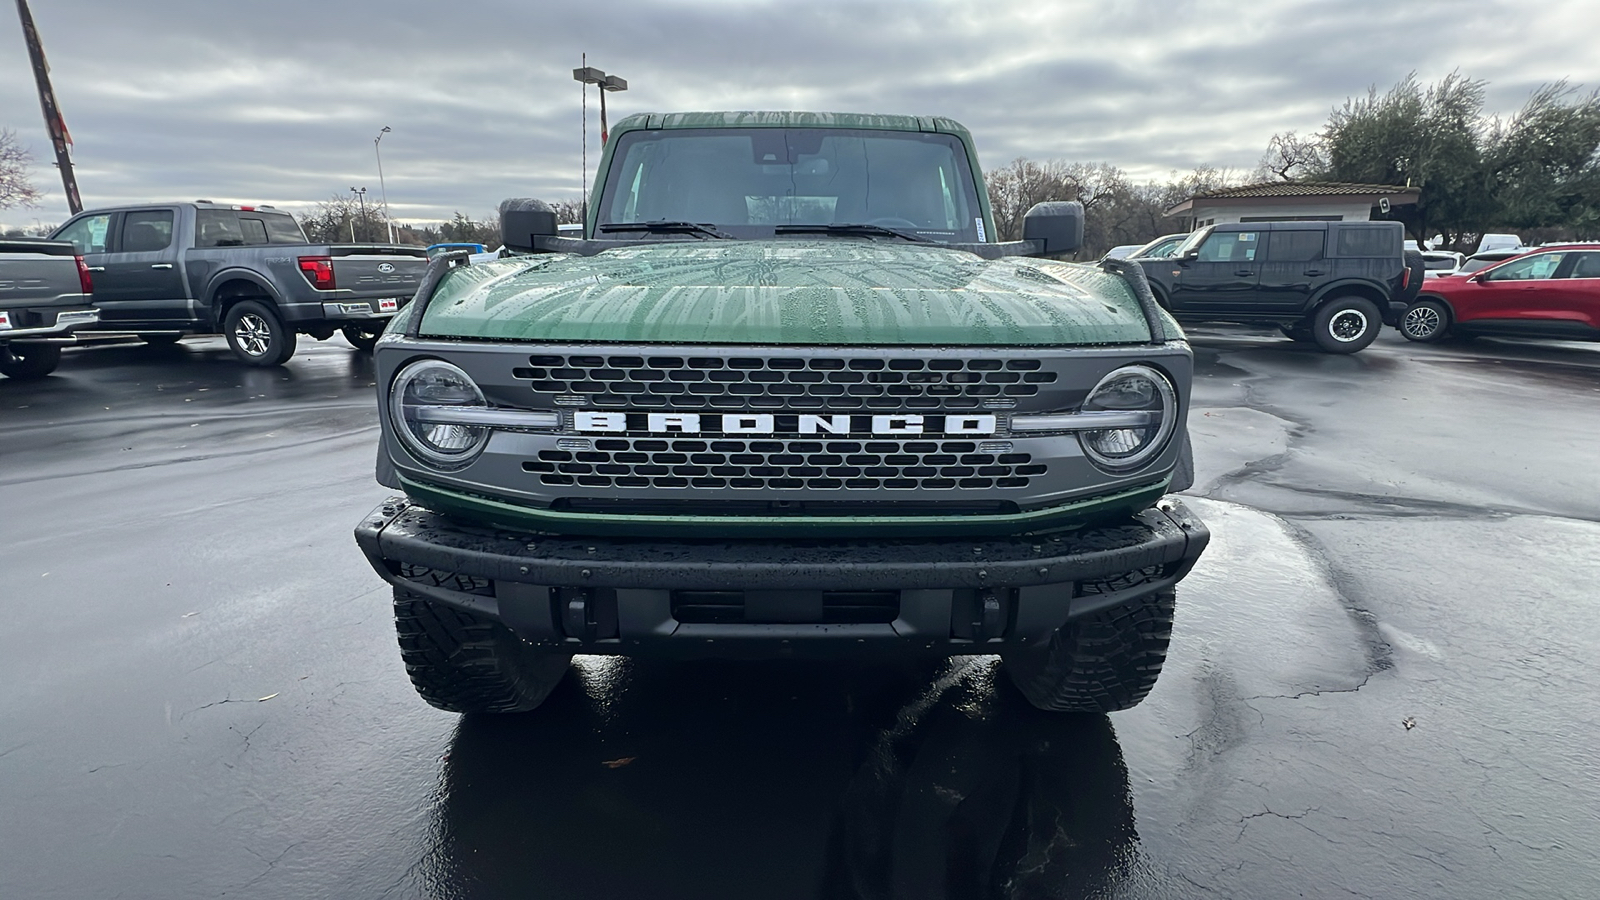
328;247;428;299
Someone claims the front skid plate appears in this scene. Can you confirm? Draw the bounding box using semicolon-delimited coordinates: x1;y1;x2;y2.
355;497;1208;593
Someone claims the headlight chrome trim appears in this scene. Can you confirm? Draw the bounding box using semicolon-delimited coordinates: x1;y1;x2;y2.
390;359;495;470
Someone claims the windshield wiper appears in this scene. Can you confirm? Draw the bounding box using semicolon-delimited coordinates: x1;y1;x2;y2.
774;223;933;243
597;221;734;239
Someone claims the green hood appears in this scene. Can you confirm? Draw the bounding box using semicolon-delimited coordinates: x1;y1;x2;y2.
419;241;1152;346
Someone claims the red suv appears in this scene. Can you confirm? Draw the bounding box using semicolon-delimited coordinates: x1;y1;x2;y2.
1401;246;1600;343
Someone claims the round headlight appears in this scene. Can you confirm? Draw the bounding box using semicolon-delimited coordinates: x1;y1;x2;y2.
1078;365;1177;471
390;359;490;469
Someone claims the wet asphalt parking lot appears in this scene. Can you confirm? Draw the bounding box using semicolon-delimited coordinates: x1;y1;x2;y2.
2;327;1598;899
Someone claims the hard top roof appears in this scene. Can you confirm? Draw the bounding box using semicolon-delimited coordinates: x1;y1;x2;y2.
609;111;972;138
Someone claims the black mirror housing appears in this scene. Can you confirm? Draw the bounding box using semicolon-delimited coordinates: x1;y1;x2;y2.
1022;201;1084;257
499;198;559;252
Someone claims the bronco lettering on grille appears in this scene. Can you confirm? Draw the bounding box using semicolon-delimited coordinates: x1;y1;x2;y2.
574;412;997;436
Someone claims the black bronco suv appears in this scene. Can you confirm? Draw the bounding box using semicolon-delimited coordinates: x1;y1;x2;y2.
356;111;1210;716
1137;221;1423;353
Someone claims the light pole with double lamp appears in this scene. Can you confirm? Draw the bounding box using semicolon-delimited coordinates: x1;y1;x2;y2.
572;60;627;224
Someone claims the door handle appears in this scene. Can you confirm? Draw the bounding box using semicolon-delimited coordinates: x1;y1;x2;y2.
1302;270;1325;276
151;263;174;270
85;266;106;272
1233;269;1255;277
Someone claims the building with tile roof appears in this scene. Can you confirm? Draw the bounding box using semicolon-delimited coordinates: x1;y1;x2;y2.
1166;182;1419;231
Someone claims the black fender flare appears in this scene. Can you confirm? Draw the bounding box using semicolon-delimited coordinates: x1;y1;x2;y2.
1307;279;1390;311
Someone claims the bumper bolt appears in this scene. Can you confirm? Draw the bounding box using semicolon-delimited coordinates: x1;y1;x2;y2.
580;569;592;579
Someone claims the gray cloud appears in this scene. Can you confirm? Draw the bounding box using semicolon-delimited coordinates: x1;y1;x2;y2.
3;0;1599;228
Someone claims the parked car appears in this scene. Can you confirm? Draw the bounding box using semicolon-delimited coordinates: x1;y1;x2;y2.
1476;233;1524;254
0;238;99;379
1128;233;1189;260
426;242;486;259
50;202;429;365
1136;220;1419;353
1456;247;1529;276
1400;246;1600;343
1421;250;1465;278
355;110;1210;717
1099;244;1142;261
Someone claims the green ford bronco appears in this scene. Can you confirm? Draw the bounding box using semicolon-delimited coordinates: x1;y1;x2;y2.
355;112;1210;714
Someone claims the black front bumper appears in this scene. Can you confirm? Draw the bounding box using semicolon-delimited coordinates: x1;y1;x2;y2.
354;497;1209;658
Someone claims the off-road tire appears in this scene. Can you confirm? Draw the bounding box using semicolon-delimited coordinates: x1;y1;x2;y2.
1001;581;1176;713
223;299;296;366
0;343;62;379
342;323;381;352
1311;296;1381;353
393;584;572;714
1400;299;1451;343
138;333;183;346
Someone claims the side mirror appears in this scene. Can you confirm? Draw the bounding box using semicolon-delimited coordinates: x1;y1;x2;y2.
1022;201;1084;257
1181;248;1200;261
499;198;559;252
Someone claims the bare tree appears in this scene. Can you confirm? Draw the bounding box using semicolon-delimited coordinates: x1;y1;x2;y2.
1253;131;1328;181
298;193;392;243
548;198;585;225
1;129;43;209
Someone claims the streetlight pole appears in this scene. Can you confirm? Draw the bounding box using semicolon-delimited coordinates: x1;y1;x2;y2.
350;187;368;242
573;61;627;228
374;126;394;243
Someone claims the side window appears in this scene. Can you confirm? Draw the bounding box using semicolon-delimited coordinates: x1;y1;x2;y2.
1335;226;1400;257
55;214;112;254
119;210;175;253
195;210;245;247
238;217;270;245
1485;253;1565;281
1567;253;1600;279
1267;230;1324;262
1196;231;1260;263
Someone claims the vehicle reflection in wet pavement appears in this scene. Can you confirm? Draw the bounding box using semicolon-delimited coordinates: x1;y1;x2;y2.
421;657;1140;900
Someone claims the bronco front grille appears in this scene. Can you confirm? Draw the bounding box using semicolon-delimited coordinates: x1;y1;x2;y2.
521;437;1048;491
512;354;1058;410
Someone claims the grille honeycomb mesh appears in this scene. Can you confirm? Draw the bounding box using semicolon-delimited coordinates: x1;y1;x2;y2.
521;437;1048;491
512;354;1058;410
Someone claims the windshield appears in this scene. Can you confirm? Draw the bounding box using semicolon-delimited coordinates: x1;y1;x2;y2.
597;127;985;242
1171;226;1213;257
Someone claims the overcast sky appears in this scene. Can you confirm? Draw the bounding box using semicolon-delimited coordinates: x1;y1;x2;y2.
5;0;1600;229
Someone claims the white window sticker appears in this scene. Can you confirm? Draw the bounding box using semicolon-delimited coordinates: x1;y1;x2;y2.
379;298;399;312
975;218;986;242
0;311;10;329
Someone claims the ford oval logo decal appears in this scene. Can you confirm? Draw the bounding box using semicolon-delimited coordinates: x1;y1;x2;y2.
377;263;395;274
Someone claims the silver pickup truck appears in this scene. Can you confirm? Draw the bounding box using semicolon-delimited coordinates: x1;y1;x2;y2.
0;238;98;379
50;202;428;365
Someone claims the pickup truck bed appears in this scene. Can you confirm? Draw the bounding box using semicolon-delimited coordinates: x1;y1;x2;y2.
0;238;98;379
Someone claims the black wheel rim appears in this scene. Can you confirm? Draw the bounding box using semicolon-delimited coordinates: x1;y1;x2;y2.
1328;308;1369;342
